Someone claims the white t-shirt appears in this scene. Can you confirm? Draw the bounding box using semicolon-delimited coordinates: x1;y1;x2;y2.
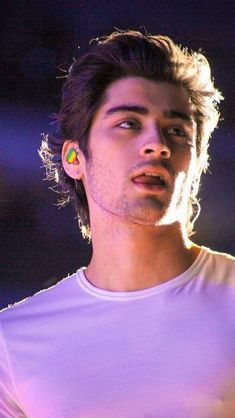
0;247;235;418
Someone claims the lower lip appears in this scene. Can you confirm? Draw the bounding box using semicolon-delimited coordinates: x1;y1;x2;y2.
132;181;167;193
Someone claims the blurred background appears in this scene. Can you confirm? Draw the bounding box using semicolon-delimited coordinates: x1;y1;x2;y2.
0;0;234;309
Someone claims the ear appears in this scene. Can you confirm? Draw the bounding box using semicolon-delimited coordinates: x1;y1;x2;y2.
62;140;85;180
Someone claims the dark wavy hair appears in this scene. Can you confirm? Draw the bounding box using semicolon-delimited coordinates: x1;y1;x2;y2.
39;29;223;239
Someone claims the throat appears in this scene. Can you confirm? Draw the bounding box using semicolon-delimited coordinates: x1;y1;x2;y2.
87;226;199;292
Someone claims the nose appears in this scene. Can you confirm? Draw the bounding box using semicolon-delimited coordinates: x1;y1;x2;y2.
139;127;171;159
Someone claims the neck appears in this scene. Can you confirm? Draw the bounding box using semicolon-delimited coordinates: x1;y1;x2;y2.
85;213;200;292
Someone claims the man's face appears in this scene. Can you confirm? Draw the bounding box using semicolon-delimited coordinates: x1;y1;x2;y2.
81;76;197;230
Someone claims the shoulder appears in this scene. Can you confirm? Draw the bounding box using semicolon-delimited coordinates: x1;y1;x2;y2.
202;246;235;265
200;246;235;286
0;269;82;326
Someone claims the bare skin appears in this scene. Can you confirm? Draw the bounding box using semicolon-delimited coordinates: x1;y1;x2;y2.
86;212;200;291
63;77;201;292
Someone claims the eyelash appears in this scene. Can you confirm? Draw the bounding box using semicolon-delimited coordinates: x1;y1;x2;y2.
116;119;192;145
166;126;187;138
118;121;187;136
117;119;140;130
166;127;194;147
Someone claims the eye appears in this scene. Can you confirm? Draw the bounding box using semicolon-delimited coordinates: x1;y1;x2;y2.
166;125;195;147
167;126;187;137
117;119;140;130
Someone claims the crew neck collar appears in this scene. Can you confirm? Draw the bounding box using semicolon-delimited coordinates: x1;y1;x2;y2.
76;247;209;301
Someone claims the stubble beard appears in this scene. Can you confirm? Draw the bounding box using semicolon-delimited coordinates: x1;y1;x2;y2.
85;160;169;227
85;159;191;229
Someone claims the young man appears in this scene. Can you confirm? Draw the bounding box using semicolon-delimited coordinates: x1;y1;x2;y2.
0;30;234;417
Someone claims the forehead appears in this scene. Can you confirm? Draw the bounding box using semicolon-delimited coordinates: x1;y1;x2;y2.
99;76;194;116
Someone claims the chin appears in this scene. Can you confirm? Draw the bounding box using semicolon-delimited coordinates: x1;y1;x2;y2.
124;208;168;227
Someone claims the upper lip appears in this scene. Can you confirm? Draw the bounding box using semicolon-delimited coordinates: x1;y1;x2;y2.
130;163;170;185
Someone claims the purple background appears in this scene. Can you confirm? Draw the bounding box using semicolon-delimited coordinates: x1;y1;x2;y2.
1;0;234;308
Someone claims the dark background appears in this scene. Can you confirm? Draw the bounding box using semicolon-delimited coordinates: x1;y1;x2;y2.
1;0;235;309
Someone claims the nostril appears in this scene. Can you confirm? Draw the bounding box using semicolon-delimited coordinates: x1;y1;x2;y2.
141;142;171;158
160;145;171;158
143;146;170;157
144;148;155;154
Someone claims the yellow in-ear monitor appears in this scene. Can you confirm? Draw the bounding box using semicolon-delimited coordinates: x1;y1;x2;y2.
66;149;77;164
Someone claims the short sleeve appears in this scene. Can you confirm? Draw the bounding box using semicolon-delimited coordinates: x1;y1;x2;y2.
0;324;25;417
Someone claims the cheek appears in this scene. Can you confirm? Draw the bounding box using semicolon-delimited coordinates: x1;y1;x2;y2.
89;137;133;175
187;148;197;174
85;157;120;191
88;134;121;164
176;146;196;173
171;149;197;196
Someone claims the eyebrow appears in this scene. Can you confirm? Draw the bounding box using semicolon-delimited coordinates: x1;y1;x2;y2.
104;105;194;123
163;110;194;123
105;105;149;116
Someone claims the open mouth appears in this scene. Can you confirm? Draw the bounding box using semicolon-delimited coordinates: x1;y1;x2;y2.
133;173;166;187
